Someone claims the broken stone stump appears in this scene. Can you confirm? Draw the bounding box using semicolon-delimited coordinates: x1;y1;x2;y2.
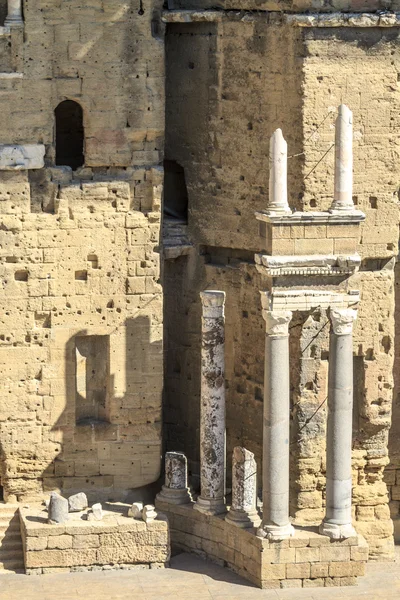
88;503;103;521
225;447;260;528
156;451;192;505
68;492;88;512
142;505;157;523
48;492;69;524
128;502;143;519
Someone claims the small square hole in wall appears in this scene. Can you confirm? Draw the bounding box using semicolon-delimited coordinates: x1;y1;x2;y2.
15;270;28;281
369;196;378;209
310;199;317;208
75;270;88;281
87;254;99;269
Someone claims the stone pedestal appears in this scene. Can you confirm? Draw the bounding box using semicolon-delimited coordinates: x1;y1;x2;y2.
330;104;355;212
5;0;23;27
259;293;294;540
156;451;192;505
194;290;226;515
226;447;260;528
266;129;291;215
320;308;357;540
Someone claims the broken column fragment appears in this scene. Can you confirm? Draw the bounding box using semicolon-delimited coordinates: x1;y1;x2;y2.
194;290;226;516
265;129;291;214
330;104;355;212
156;451;192;504
48;492;69;524
68;492;88;512
225;447;260;528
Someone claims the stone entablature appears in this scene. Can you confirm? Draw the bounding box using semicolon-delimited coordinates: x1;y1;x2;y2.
20;505;169;574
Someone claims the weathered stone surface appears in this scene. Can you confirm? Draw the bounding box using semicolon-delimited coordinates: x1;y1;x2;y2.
68;493;88;513
88;504;103;521
128;503;143;519
48;493;69;524
225;447;260;528
0;145;45;170
194;291;226;516
142;505;157;524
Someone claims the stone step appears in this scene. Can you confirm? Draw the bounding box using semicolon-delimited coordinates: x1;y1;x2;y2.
0;537;23;550
0;523;20;534
0;559;24;571
0;549;23;561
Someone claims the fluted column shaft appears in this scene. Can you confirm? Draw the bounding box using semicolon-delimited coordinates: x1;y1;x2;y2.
194;290;226;515
259;293;294;540
320;308;357;539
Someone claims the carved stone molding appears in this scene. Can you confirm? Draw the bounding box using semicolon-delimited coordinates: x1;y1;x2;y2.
200;290;225;319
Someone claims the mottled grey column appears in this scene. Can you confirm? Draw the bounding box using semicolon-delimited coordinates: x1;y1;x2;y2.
225;447;260;528
156;451;192;505
320;308;357;540
194;290;226;515
266;129;291;215
330;104;355;212
259;293;294;540
5;0;23;26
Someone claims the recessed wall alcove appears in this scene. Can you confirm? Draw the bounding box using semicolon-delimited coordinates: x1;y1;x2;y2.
75;335;109;425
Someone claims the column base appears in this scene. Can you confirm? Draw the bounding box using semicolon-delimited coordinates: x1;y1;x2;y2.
257;522;295;541
193;496;226;516
4;17;24;28
225;508;261;529
155;486;192;506
319;521;357;540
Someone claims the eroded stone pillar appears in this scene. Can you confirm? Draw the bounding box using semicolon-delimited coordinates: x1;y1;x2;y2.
330;104;355;212
320;307;357;539
5;0;23;27
194;290;226;515
225;447;260;528
266;129;291;214
156;451;192;505
259;293;294;540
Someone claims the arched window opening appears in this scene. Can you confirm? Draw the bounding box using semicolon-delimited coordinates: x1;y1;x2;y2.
163;159;188;222
55;100;84;171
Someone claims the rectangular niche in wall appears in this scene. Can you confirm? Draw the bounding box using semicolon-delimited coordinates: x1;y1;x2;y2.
75;335;110;425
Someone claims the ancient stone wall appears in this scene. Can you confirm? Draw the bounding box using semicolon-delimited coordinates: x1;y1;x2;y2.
0;167;163;502
0;0;164;167
164;15;399;560
0;2;165;503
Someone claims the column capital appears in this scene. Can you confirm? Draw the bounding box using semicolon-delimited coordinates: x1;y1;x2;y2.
200;290;225;318
262;309;292;337
330;307;357;335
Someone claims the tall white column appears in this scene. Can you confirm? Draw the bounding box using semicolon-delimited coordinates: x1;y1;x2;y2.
258;293;294;540
5;0;23;27
194;290;226;515
266;129;291;215
320;308;357;539
330;104;355;212
225;447;260;529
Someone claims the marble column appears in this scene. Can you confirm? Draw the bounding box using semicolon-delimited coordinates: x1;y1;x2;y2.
259;293;294;540
194;290;226;515
5;0;23;27
330;104;355;212
320;307;357;539
266;129;291;215
156;451;192;505
225;447;260;528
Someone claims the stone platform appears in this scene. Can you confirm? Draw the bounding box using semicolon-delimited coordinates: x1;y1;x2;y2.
19;504;169;574
155;499;368;589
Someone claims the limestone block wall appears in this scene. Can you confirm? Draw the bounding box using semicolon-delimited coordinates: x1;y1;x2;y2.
0;0;164;167
0;166;163;502
163;14;399;560
20;506;169;574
